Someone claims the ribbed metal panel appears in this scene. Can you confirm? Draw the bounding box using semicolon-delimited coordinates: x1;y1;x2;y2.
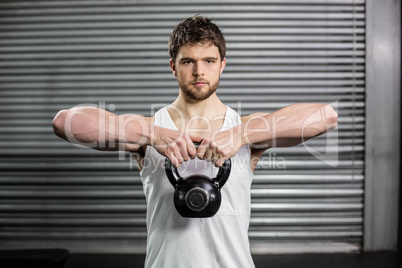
0;0;365;254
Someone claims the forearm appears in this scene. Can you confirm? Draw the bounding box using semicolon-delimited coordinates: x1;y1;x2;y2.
52;107;151;149
241;103;338;148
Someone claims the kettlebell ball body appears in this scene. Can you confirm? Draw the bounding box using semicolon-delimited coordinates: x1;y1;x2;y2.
165;158;231;218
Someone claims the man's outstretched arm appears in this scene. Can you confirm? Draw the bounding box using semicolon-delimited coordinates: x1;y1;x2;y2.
242;103;338;149
52;107;202;167
197;103;338;166
52;107;152;151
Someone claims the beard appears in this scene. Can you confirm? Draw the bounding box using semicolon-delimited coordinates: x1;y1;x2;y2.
178;78;220;101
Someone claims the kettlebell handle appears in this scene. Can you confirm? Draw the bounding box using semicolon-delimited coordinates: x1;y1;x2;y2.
165;157;231;188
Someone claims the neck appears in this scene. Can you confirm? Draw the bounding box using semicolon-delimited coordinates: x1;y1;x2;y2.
169;91;227;120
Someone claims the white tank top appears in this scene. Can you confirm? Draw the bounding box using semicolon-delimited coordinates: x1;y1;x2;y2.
140;106;255;268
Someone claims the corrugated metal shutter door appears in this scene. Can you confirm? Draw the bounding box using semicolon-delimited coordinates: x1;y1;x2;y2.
0;0;365;254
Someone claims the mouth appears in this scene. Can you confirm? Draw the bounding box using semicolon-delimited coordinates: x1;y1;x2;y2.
192;81;208;87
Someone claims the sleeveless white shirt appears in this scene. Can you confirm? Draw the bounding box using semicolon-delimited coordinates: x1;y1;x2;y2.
140;106;255;268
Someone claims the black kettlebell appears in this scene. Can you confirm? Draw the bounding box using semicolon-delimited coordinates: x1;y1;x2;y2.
165;155;231;218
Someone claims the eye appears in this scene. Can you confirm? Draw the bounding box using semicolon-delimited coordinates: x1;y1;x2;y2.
183;60;193;65
206;60;215;64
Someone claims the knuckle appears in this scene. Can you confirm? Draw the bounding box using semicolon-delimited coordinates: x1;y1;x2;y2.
202;138;210;146
169;142;176;149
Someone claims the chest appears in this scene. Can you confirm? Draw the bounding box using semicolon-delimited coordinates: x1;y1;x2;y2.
172;116;226;139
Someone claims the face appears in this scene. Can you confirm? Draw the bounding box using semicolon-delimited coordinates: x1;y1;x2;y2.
170;43;226;101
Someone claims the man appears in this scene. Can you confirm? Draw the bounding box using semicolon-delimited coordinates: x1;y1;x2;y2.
53;15;337;268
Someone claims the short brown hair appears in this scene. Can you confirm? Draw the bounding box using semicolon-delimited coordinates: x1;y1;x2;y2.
169;15;226;62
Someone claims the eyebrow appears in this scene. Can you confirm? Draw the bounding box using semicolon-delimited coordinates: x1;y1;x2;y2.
179;57;219;62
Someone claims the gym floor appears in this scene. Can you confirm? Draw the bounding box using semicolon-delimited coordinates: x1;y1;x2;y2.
64;251;402;268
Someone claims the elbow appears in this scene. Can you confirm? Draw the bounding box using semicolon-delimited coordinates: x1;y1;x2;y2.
52;109;69;138
324;104;338;131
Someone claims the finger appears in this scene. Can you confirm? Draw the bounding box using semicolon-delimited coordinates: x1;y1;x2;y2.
215;148;227;167
211;147;222;166
177;138;190;162
204;141;217;162
168;143;183;166
216;147;225;161
215;157;226;167
211;156;219;166
168;151;180;168
210;144;219;164
186;135;198;159
196;138;209;159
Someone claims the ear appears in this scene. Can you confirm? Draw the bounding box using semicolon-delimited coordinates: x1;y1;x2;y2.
169;59;177;77
220;58;226;75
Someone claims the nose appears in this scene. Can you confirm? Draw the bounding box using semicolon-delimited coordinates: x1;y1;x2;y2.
193;61;204;77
